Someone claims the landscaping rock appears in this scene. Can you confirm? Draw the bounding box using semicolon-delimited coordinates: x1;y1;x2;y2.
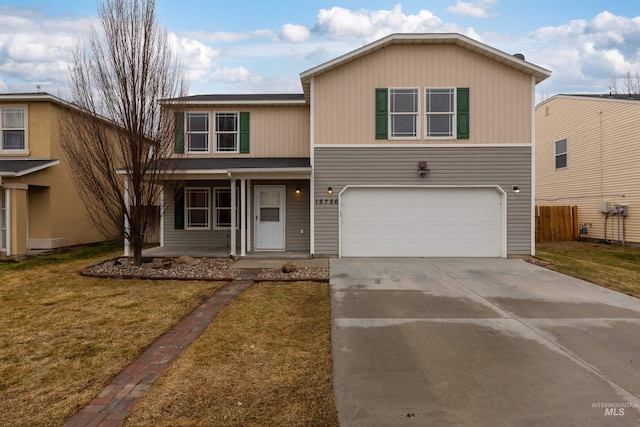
282;261;298;273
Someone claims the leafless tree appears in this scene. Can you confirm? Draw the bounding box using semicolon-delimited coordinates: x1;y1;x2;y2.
608;67;640;95
61;0;187;265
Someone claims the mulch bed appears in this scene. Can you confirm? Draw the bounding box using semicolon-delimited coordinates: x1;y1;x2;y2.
82;256;329;282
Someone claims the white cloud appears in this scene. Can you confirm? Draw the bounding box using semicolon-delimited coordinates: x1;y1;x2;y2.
277;24;311;43
179;29;274;44
0;77;7;93
314;4;479;43
447;0;499;18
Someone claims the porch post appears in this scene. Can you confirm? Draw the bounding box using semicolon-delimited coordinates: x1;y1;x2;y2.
123;178;130;257
240;178;246;256
159;185;165;248
4;187;11;256
247;179;251;252
230;177;236;257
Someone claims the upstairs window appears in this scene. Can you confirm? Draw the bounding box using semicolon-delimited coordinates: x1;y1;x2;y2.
186;112;209;153
555;139;567;169
425;88;455;138
389;89;419;139
1;108;26;152
215;112;238;152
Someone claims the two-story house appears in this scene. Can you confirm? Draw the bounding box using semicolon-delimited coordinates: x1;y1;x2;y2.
536;94;640;245
156;33;550;258
0;93;113;256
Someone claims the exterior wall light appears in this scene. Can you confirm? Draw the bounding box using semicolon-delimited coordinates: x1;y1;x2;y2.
418;161;430;177
512;186;520;193
327;186;333;194
295;187;301;194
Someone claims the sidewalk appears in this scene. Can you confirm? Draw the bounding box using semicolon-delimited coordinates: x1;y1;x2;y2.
64;275;257;427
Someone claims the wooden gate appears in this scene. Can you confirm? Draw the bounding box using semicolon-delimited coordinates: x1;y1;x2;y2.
535;206;579;243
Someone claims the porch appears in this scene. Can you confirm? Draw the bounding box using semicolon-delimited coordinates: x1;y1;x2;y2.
142;245;315;259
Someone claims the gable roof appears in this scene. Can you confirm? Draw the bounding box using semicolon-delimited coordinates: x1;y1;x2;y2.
300;33;552;99
537;94;640;109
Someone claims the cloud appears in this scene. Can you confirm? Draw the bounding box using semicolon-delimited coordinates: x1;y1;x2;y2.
179;29;274;44
313;4;480;43
277;24;311;43
447;0;499;18
0;77;7;93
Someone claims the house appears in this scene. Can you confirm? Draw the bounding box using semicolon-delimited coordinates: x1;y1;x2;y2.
0;93;113;256
156;33;550;258
535;94;639;244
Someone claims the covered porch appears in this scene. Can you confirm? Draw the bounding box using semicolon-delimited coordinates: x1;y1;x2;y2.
129;157;312;258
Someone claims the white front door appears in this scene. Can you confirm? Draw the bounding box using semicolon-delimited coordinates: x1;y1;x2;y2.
254;185;285;250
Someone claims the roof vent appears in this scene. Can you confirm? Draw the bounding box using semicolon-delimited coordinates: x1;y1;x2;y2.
513;53;525;60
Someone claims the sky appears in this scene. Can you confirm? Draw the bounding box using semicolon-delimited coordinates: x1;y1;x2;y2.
1;0;639;102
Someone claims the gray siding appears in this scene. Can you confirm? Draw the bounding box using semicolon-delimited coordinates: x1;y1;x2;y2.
164;179;310;252
314;146;532;256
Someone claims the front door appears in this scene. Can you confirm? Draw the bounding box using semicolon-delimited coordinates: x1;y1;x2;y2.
254;185;285;250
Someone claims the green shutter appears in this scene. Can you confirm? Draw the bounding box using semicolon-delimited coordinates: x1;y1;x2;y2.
456;88;470;139
239;112;250;153
375;88;388;139
174;112;185;153
174;187;184;230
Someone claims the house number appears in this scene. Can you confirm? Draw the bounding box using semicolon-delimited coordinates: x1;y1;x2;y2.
315;198;338;205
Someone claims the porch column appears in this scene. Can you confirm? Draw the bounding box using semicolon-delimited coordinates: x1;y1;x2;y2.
4;187;11;256
159;185;165;248
123;178;130;256
247;179;251;252
240;178;246;256
6;184;28;256
230;178;236;257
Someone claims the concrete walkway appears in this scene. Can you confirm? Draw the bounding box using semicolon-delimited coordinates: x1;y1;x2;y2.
64;277;256;427
331;258;640;427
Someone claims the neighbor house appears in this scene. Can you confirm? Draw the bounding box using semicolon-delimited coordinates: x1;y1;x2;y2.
0;93;113;256
535;94;639;245
155;33;550;258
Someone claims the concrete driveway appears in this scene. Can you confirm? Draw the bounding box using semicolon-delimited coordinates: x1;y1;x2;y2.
330;258;640;427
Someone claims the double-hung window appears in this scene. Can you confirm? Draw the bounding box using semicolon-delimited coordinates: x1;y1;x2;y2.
555;139;567;169
185;188;210;229
1;107;26;152
425;88;455;138
186;112;209;153
214;188;239;228
216;112;239;152
389;89;419;138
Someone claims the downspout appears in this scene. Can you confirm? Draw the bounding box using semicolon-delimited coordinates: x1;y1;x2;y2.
5;187;11;256
124;178;130;257
309;77;315;257
229;172;236;257
530;75;536;256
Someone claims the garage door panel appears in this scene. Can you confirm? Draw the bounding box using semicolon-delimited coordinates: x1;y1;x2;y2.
340;187;503;257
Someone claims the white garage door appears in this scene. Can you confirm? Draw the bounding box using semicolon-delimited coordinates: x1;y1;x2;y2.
340;187;504;257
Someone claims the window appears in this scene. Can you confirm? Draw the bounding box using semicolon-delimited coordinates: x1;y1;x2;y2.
214;188;239;228
425;88;455;138
555;139;567;169
389;89;419;138
186;112;209;153
215;112;238;152
185;188;210;229
1;108;26;151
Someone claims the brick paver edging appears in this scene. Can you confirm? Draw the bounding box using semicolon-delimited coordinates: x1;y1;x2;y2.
64;279;254;427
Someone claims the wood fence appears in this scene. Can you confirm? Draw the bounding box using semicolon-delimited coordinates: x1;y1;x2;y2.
535;205;579;243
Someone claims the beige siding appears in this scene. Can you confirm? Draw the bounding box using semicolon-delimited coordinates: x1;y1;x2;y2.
178;105;309;157
313;44;533;145
536;96;640;243
314;146;532;256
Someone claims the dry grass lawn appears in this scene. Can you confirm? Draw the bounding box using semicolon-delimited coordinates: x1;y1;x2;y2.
536;240;640;298
0;244;224;427
124;281;338;427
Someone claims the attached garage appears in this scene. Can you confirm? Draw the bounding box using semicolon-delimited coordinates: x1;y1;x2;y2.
339;186;505;257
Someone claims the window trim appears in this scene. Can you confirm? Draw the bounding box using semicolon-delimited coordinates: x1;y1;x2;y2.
555;138;568;169
213;187;240;229
215;111;240;153
184;187;210;230
185;111;210;154
424;87;456;140
0;105;28;154
388;88;420;140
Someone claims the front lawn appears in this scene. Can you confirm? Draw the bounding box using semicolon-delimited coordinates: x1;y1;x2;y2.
0;244;225;426
535;241;640;298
